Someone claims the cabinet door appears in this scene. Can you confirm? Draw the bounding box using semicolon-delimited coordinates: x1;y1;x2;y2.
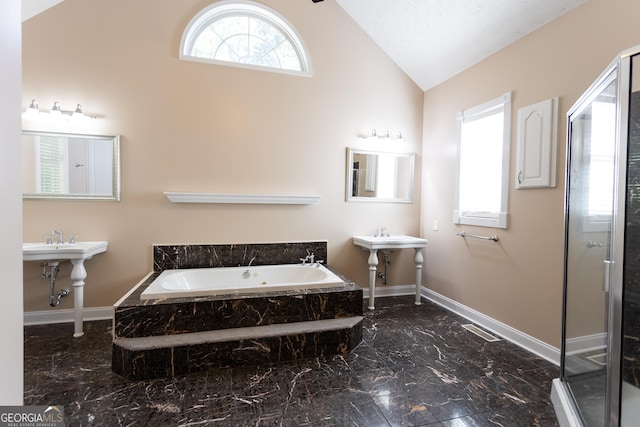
515;97;558;189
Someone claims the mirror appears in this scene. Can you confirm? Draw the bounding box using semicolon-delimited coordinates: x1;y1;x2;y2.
22;130;120;201
346;147;415;203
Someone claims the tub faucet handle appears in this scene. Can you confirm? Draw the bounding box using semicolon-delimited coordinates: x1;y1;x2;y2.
300;253;315;265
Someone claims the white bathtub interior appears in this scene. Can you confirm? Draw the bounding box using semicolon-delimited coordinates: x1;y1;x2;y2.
140;263;345;300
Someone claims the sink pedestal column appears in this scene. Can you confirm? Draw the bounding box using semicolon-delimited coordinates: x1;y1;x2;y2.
367;250;379;310
414;248;424;306
70;259;87;337
353;235;429;310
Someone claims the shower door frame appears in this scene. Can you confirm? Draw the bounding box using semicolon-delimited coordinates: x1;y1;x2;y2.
559;49;633;427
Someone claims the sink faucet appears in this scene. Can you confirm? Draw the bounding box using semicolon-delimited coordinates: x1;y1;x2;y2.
51;229;64;244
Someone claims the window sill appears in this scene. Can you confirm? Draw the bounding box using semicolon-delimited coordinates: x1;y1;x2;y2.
453;211;508;229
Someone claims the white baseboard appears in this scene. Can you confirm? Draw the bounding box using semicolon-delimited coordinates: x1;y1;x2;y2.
24;306;113;325
565;332;606;355
361;284;417;298
420;288;560;366
360;285;560;365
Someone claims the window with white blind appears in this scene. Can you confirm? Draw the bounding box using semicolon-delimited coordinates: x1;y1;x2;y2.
36;135;68;193
454;92;512;229
179;1;311;76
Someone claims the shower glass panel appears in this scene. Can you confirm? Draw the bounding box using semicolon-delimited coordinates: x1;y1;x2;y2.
620;53;640;426
562;71;617;427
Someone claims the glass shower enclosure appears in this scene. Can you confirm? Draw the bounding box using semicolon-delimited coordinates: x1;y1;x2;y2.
552;45;640;426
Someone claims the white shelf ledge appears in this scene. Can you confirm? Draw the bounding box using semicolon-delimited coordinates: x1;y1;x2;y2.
164;192;321;205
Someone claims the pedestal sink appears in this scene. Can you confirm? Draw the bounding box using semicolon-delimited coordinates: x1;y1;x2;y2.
23;241;108;337
352;235;428;310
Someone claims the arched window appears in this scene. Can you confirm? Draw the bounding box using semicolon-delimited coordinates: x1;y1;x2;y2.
180;1;311;76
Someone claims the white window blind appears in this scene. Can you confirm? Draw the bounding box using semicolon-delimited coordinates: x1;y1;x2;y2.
454;92;512;229
36;136;68;193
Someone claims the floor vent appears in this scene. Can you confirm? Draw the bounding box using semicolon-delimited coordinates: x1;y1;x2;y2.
586;352;607;366
462;324;500;342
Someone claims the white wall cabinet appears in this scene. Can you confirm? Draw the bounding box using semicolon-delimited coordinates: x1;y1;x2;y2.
515;97;558;189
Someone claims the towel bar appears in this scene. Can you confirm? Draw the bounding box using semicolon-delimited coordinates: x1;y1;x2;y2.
457;231;499;242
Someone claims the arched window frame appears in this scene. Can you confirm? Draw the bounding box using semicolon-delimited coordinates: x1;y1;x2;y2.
179;0;312;77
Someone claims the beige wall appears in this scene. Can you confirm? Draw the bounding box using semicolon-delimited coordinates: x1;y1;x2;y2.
422;0;640;348
21;0;424;312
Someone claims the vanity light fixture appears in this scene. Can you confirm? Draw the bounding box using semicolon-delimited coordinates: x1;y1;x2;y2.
23;99;40;119
361;129;403;140
22;99;95;122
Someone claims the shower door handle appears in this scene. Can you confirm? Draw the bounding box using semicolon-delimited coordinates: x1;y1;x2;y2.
603;260;612;293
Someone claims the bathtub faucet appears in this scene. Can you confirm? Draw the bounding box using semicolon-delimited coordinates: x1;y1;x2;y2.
301;253;325;267
300;252;315;265
242;256;257;279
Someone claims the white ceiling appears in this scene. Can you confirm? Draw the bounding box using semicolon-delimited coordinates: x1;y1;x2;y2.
22;0;589;91
335;0;588;90
22;0;63;22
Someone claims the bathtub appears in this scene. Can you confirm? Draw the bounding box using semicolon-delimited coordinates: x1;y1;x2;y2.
140;263;345;300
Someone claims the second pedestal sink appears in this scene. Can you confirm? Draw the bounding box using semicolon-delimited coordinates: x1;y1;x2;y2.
353;235;428;310
23;241;108;261
23;241;108;337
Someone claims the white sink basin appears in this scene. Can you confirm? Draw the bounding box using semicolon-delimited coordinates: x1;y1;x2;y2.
23;241;108;262
22;240;108;338
352;235;428;250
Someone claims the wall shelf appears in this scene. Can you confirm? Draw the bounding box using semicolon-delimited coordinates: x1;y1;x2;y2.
163;192;321;205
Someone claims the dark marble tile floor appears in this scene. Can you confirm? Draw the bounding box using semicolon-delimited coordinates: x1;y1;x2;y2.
24;296;559;426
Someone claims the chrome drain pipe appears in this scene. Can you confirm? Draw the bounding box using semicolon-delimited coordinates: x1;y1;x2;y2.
41;262;69;307
377;250;392;285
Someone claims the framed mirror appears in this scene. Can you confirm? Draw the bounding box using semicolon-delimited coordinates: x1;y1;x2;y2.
22;130;120;201
346;147;415;203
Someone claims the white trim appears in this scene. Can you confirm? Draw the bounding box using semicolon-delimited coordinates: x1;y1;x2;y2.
164;192;321;204
179;0;312;77
454;92;512;230
24;306;112;325
453;210;508;229
565;332;607;355
420;287;560;365
361;284;416;299
551;378;583;427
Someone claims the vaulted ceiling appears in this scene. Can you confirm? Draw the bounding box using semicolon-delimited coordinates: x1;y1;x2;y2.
22;0;589;91
334;0;588;90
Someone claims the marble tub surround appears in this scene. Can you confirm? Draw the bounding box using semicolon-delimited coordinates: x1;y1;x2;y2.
152;242;328;271
112;241;363;380
112;280;363;380
113;272;362;338
27;296;559;426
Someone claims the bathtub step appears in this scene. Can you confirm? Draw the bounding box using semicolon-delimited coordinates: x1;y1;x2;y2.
112;316;363;381
114;317;362;350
